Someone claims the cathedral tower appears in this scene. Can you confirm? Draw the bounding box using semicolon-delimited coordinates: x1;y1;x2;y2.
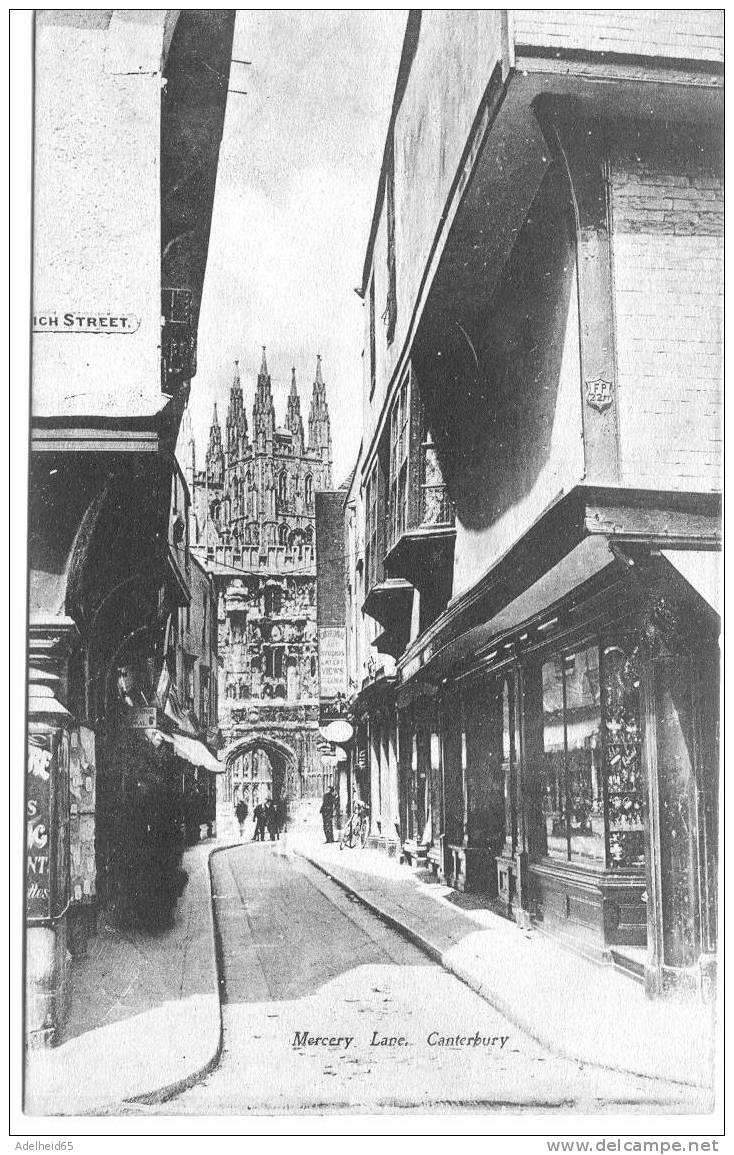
187;348;335;817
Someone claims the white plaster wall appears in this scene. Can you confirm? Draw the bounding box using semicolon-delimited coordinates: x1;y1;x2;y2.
362;11;505;459
32;13;169;420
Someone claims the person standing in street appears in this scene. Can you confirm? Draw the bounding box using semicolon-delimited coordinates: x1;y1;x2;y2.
235;798;249;841
253;800;266;842
265;798;280;841
320;786;336;844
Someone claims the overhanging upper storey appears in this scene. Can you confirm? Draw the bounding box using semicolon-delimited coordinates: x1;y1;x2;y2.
32;10;235;426
360;9;723;486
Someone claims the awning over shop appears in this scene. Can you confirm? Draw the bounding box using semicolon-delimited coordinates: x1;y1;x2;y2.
166;733;224;774
401;535;619;688
661;549;720;616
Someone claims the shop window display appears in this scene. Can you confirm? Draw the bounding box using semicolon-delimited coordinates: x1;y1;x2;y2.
603;635;644;869
541;645;603;862
538;636;644;870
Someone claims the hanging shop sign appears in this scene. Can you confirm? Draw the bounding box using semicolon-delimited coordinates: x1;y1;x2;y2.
321;719;354;744
119;706;159;729
33;311;141;334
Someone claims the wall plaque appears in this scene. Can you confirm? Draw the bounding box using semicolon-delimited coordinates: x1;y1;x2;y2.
585;377;614;412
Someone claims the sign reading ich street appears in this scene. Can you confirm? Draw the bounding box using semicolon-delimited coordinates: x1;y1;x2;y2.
33;311;141;334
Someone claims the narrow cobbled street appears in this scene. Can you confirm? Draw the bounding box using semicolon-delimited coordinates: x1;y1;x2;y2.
113;844;698;1115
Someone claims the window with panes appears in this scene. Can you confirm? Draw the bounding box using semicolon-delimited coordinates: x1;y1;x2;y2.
536;632;644;869
388;376;409;550
364;460;380;594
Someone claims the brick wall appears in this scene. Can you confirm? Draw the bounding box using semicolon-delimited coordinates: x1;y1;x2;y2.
512;10;724;63
611;129;722;492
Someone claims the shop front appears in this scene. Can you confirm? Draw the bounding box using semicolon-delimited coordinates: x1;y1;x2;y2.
397;531;719;997
351;675;401;856
396;685;442;871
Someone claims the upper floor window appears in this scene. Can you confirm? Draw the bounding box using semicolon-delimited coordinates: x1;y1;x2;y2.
365;459;380;594
304;475;313;507
278;523;289;546
384;135;397;344
388;375;409;549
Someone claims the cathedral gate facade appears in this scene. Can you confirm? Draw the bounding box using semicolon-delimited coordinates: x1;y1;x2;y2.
183;348;334;814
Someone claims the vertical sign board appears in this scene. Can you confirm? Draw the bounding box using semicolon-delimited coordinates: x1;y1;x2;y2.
318;627;347;698
27;729;71;923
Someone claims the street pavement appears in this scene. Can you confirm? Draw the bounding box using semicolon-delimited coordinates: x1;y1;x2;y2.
113;842;704;1116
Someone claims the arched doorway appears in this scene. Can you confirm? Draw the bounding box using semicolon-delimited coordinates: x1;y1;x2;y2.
230;748;277;810
225;735;298;817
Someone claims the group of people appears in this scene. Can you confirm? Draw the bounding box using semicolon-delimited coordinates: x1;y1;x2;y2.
234;796;285;841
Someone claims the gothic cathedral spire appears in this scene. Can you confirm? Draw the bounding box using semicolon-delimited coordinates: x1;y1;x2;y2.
308;354;332;485
206;402;224;485
226;358;248;459
285;365;305;451
252;345;275;448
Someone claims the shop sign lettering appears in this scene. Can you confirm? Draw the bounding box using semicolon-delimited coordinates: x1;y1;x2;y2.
318;628;347;697
26;737;52;920
119;706;158;729
33;311;141;334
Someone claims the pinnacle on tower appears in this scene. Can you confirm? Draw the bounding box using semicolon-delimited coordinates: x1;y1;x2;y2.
253;344;275;445
226;358;248;456
285;365;304;447
308;354;332;480
206;401;225;484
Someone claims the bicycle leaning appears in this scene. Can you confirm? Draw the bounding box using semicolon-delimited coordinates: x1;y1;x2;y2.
339;799;370;849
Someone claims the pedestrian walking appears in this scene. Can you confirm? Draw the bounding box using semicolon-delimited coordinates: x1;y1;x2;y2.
320;786;336;844
235;798;249;841
253;801;266;842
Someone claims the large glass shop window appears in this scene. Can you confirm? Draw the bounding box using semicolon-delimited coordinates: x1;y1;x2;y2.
541;644;604;863
565;646;604;863
541;657;567;859
501;677;517;849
